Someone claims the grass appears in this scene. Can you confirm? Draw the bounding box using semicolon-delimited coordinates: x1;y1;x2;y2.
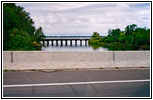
4;70;8;72
11;70;17;72
75;68;79;70
99;67;103;70
30;69;36;71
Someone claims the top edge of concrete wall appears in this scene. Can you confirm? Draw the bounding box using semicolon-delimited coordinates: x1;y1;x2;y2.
3;50;150;53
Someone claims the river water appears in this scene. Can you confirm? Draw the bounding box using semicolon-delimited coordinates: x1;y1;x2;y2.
41;40;108;51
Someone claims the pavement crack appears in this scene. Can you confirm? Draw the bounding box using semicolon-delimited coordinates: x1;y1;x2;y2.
68;85;81;97
90;84;98;93
43;72;63;83
32;86;35;96
23;73;31;83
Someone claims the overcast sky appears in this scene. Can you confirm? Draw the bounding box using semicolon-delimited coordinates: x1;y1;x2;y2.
16;2;150;36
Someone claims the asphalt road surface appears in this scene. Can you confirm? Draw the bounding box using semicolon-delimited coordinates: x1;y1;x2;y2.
3;69;150;97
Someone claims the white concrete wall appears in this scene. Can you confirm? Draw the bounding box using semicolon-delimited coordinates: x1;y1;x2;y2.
114;51;150;61
114;51;150;67
12;51;113;62
3;51;11;63
3;51;150;70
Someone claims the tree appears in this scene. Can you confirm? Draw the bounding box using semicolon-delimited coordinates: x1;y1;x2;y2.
125;24;137;36
108;28;121;42
91;32;101;39
3;3;44;50
92;24;150;50
89;32;101;46
131;28;150;50
34;27;45;43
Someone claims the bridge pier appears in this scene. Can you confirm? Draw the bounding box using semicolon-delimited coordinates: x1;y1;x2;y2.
65;40;67;46
85;40;87;46
42;40;45;46
61;40;63;46
56;40;58;46
51;40;54;46
42;38;89;47
80;40;82;46
70;40;72;46
47;40;49;46
75;40;77;46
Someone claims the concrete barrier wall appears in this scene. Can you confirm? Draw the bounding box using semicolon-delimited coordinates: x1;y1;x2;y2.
3;51;150;70
3;51;11;63
114;51;150;61
12;51;113;62
114;51;150;67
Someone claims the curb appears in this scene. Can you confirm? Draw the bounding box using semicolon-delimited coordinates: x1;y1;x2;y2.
3;66;150;72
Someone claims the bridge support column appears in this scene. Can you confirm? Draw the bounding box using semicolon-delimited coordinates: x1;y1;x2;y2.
85;40;87;46
42;38;90;47
51;40;54;46
43;41;45;46
56;40;58;46
61;40;63;46
75;40;77;46
70;40;72;46
80;40;82;46
47;40;49;46
65;40;67;46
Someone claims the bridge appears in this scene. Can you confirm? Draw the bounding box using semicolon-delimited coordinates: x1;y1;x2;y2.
41;36;91;46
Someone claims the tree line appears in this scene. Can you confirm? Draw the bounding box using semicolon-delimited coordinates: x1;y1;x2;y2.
89;24;150;50
3;3;45;50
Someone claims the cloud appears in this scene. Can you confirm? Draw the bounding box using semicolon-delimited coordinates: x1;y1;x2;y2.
16;2;150;36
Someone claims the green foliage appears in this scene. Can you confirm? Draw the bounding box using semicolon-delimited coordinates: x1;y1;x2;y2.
125;24;137;36
131;28;150;50
91;32;101;39
89;24;150;50
3;3;45;50
34;27;45;43
88;32;102;50
88;32;101;46
108;28;121;42
108;28;121;37
4;70;8;72
108;43;132;50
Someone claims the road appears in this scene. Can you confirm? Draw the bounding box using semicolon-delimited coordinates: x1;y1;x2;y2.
3;69;150;97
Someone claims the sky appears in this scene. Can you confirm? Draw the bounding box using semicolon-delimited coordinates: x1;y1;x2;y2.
16;2;150;36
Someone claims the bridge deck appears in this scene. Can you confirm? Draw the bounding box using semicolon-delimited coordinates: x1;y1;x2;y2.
42;38;90;41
